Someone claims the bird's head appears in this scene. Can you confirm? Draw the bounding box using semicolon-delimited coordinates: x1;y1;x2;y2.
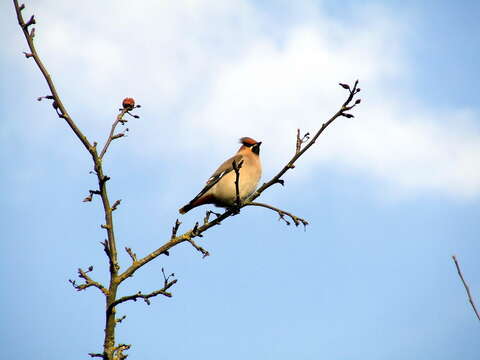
239;137;262;155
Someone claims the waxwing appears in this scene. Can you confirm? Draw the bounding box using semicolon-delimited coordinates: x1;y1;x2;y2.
179;137;262;214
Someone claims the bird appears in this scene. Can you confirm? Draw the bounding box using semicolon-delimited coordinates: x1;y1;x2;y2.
179;137;262;214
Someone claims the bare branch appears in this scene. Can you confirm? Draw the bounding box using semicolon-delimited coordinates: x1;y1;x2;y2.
187;238;210;258
83;189;101;202
69;267;108;296
296;129;310;154
110;279;178;308
171;219;181;239
23;14;35;28
247;80;361;204
452;255;480;321
125;247;137;263
112;344;131;360
99;108;129;159
100;239;110;258
203;210;221;225
116;315;127;324
88;353;103;358
111;199;122;211
246;202;308;228
161;267;175;286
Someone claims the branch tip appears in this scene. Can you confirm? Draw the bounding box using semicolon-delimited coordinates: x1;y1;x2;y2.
171;219;182;239
88;353;103;358
187;238;210;258
125;247;137;263
116;315;127;324
23;14;35;28
111;199;122;211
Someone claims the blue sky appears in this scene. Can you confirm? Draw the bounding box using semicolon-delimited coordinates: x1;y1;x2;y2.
1;0;479;359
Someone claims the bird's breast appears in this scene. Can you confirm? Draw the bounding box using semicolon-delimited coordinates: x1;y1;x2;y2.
211;157;261;206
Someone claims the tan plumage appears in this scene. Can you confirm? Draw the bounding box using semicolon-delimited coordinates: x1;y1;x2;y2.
179;137;262;214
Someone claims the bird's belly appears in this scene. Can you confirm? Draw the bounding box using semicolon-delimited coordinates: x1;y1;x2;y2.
212;171;259;206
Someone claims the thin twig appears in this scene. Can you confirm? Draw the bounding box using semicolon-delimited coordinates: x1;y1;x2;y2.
69;267;109;296
111;199;121;211
187;238;210;258
112;344;131;360
100;108;129;159
125;247;137;263
452;255;480;321
109;279;178;308
116;315;127;324
295;129;310;154
171;219;181;239
246;202;308;228
88;353;103;358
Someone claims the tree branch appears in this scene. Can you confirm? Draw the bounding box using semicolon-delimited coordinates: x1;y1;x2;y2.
247;80;361;203
69;267;108;296
13;0;93;153
452;255;480;321
88;353;104;358
110;273;177;308
246;202;308;228
112;344;130;360
125;247;137;263
100;107;130;159
187;237;210;258
110;284;177;308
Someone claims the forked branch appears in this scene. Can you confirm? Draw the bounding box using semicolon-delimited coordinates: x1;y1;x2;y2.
247;202;308;228
69;267;108;296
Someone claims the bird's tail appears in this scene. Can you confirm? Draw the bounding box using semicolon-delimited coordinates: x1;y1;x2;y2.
178;203;193;214
179;194;213;214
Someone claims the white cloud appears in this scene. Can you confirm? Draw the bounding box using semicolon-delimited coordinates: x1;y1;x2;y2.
6;0;480;199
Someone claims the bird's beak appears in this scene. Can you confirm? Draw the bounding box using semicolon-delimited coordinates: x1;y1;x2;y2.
257;142;262;146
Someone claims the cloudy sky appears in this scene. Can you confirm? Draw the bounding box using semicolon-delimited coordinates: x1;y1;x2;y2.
1;0;479;359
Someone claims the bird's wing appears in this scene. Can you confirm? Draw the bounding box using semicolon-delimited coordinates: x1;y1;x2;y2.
206;154;244;184
187;154;244;204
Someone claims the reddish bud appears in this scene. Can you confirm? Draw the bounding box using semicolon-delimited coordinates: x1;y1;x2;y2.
122;97;135;110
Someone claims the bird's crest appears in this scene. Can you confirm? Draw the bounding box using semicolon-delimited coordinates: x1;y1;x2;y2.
239;137;258;146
